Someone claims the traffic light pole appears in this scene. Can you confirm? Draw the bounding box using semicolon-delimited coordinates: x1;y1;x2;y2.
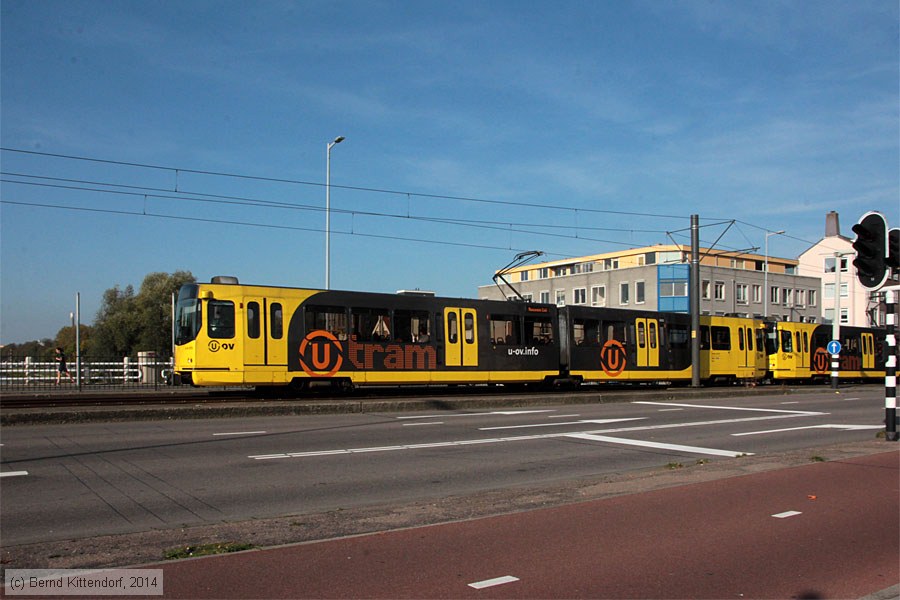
885;285;898;442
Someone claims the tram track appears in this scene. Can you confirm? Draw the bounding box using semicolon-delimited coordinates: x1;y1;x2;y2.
0;381;817;412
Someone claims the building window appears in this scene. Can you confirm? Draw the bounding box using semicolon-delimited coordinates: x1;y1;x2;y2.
714;281;725;301
555;290;566;307
752;284;762;303
840;283;848;298
824;258;836;273
660;281;688;297
538;268;549;279
520;270;529;282
591;285;606;307
636;281;645;304
840;308;849;324
702;280;711;299
808;290;817;306
736;284;748;304
770;286;780;304
795;289;805;307
540;291;550;304
782;288;792;306
824;283;835;299
573;288;586;305
620;282;630;305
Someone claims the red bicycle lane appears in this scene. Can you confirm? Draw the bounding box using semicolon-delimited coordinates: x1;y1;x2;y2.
155;450;899;599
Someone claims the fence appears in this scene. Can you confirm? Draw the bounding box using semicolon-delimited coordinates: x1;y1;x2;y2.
0;354;174;391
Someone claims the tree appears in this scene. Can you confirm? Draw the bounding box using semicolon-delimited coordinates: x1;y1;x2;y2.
90;271;195;357
53;324;94;358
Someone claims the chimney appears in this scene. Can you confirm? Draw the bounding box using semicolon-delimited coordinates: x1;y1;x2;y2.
825;211;840;237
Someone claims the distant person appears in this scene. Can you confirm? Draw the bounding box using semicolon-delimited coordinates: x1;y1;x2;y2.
417;326;430;343
55;347;74;384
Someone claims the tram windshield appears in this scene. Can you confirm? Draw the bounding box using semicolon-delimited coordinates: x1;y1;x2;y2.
174;284;201;345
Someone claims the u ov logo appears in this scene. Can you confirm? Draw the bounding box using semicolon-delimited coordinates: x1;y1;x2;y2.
299;330;344;377
600;340;627;377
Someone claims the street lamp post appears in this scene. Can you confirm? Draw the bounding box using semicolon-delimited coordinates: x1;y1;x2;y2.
764;230;785;318
325;135;345;290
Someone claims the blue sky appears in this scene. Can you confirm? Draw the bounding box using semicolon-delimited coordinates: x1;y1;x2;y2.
1;0;897;344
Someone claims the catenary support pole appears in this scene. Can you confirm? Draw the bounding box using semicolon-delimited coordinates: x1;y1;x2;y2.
690;214;701;388
75;292;82;390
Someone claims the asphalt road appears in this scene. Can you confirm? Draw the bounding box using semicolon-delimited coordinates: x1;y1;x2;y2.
0;386;890;548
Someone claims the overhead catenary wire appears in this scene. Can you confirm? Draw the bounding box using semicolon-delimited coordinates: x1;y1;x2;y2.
0;146;825;257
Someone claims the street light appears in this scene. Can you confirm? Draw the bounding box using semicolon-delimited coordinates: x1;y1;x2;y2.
764;230;785;318
325;135;345;290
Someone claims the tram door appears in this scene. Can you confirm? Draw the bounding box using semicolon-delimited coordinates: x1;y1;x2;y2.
635;318;659;368
444;308;478;367
862;333;875;369
244;299;266;366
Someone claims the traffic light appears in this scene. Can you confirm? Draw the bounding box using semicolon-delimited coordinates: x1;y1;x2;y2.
888;228;899;269
851;211;888;289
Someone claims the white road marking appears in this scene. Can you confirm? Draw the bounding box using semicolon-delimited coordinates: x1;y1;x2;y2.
0;471;29;478
772;511;802;519
780;401;800;405
402;422;444;426
213;431;267;436
733;424;883;436
633;401;825;415
396;410;556;420
468;576;519;589
250;413;818;461
480;418;646;431
565;433;750;457
549;414;581;418
657;408;684;412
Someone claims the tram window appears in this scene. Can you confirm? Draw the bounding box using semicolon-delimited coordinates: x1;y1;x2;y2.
649;322;657;349
781;330;793;352
795;332;801;352
247;302;260;339
351;307;391;342
700;326;710;350
637;322;646;349
305;305;348;339
464;313;475;344
669;325;690;350
175;295;201;345
602;321;628;345
526;315;553;345
711;326;730;350
489;315;520;345
746;328;753;351
574;319;600;346
447;312;458;344
738;328;745;351
208;300;235;339
803;331;808;353
270;303;283;340
395;309;430;343
757;329;766;353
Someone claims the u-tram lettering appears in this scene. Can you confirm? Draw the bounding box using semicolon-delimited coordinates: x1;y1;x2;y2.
347;337;437;370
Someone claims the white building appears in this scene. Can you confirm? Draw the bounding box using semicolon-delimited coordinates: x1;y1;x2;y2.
797;211;883;327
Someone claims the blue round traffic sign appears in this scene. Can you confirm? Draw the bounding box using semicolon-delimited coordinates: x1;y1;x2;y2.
827;340;842;355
